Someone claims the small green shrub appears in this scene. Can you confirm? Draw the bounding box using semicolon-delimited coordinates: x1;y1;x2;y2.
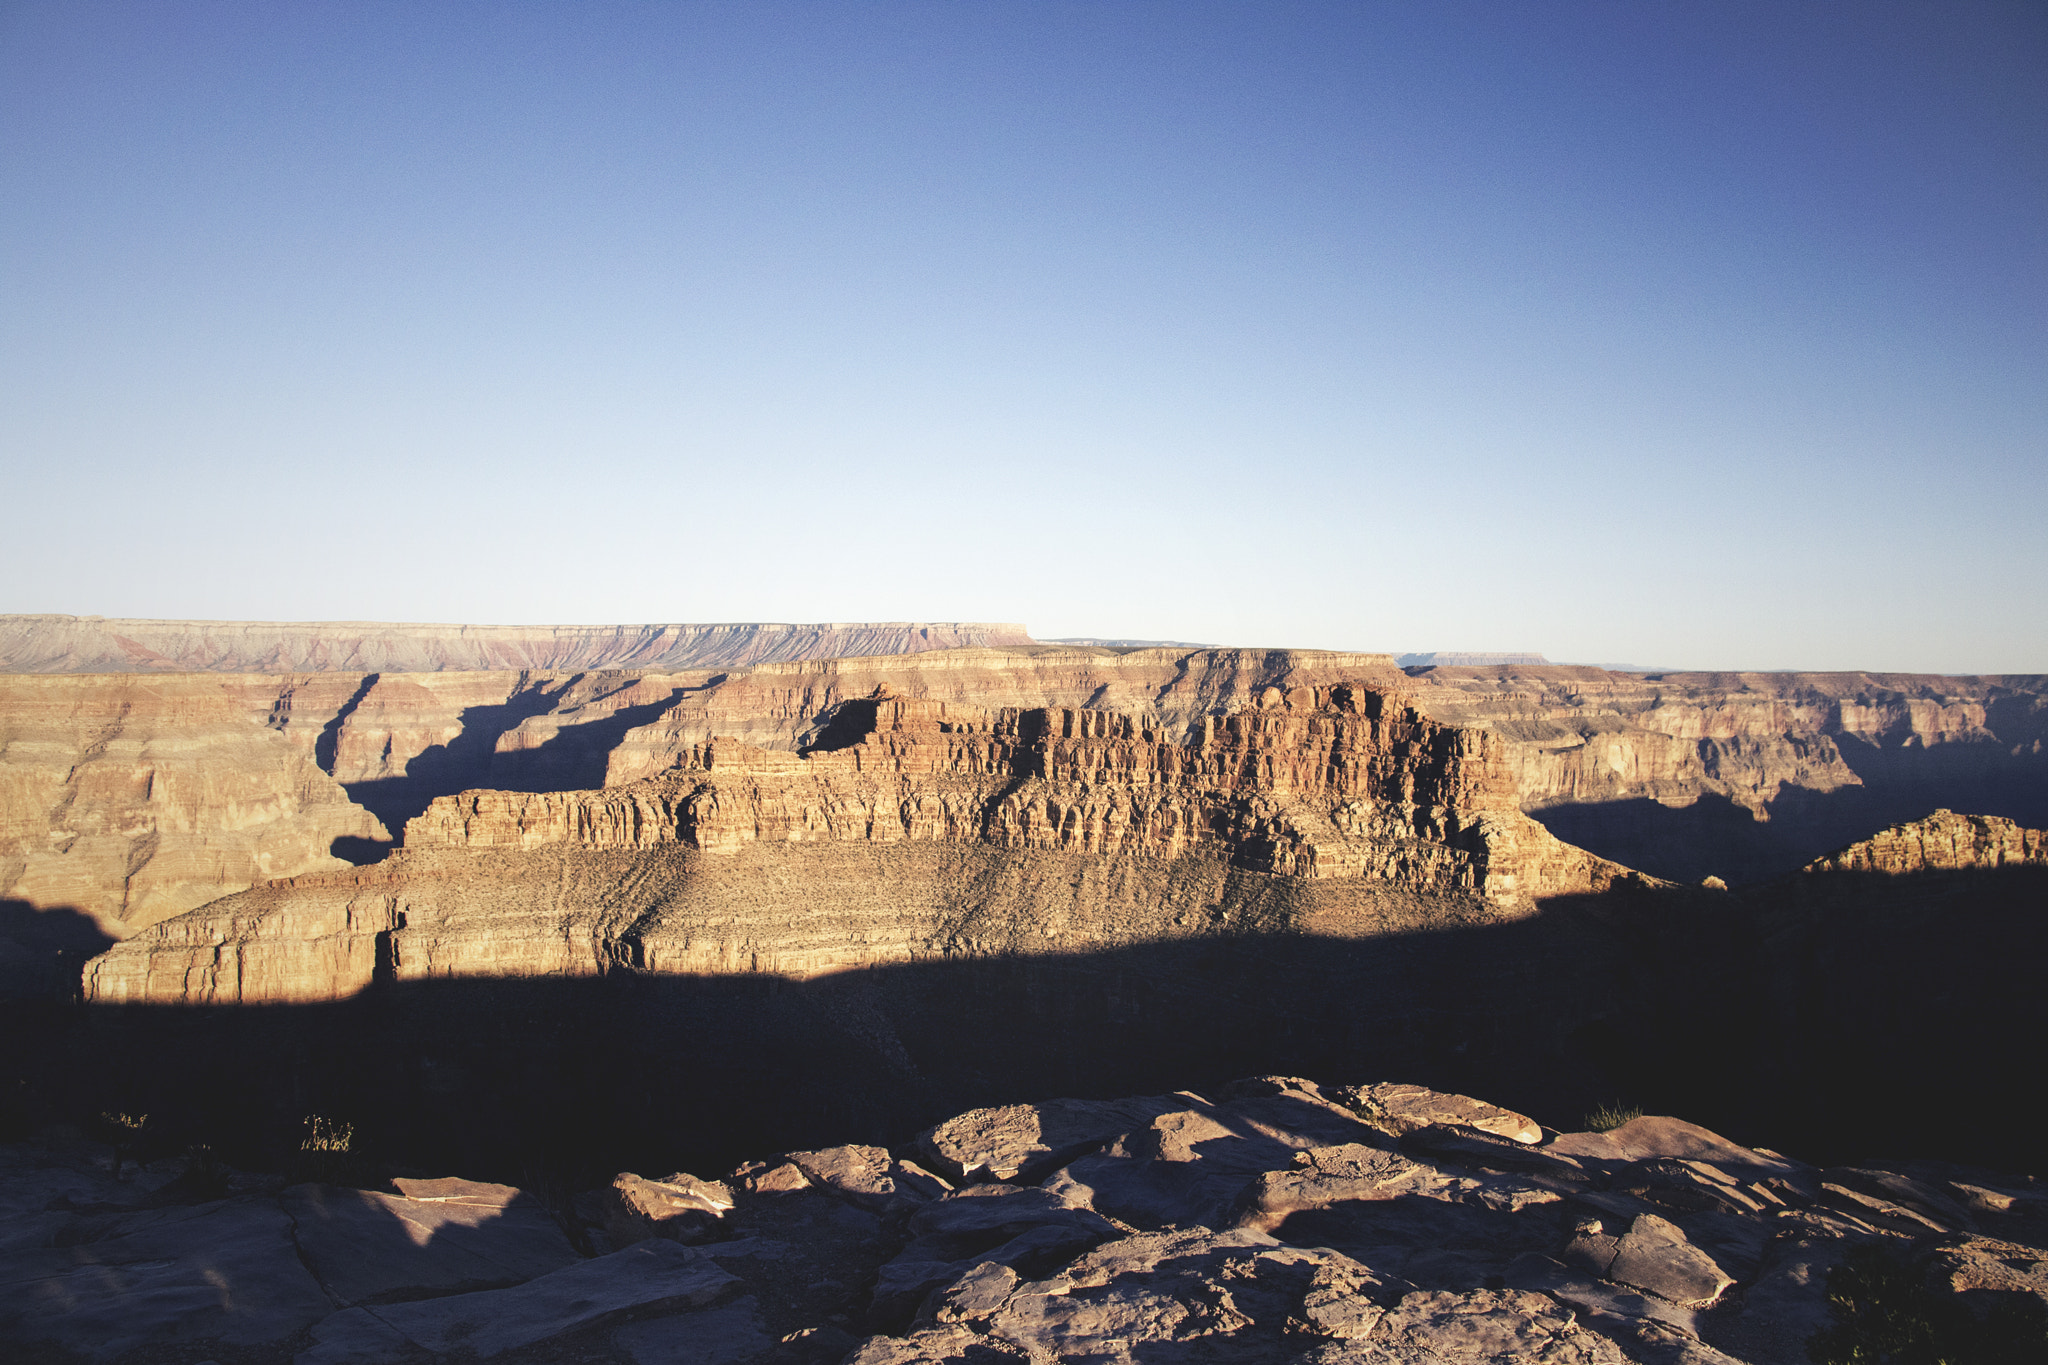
1583;1101;1644;1132
1807;1243;2048;1365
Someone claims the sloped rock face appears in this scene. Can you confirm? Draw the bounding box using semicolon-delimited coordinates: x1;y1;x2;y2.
0;673;388;943
7;1077;2039;1364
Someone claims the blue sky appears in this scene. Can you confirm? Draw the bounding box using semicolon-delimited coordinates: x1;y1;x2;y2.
2;1;2042;671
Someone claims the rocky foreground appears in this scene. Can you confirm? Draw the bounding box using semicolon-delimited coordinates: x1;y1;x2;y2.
5;1078;2042;1365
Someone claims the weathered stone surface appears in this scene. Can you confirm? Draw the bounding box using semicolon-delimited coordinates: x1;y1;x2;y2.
1568;1213;1735;1308
613;1294;779;1365
785;1144;946;1213
607;1172;735;1247
873;1187;1125;1318
1231;1143;1437;1233
8;1073;2046;1364
0;1197;334;1359
300;1239;738;1361
1302;1287;1634;1364
1927;1235;2048;1302
280;1181;579;1306
1340;1081;1545;1144
1600;1115;1801;1177
1054;1088;1390;1229
918;1094;1191;1184
857;1227;1387;1364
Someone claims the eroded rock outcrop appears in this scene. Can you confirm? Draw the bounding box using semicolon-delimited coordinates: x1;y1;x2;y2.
1799;809;2046;875
7;1077;2039;1363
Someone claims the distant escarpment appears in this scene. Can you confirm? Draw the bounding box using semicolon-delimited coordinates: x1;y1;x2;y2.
1405;666;2048;884
84;683;1636;1005
0;615;1037;674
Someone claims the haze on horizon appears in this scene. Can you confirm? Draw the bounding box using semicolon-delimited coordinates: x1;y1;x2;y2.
1;2;2042;674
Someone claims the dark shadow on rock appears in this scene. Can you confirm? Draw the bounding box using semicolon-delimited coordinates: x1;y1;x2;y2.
330;835;397;866
11;866;2044;1201
1272;1194;1565;1290
0;899;116;1003
341;681;574;837
485;686;685;794
314;673;380;775
801;698;883;755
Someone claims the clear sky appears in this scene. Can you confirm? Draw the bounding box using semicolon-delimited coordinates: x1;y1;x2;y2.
2;2;2042;672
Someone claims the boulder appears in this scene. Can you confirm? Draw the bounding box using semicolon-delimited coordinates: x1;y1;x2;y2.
1600;1116;1801;1177
607;1172;735;1247
916;1094;1189;1184
1567;1213;1735;1308
1340;1082;1544;1144
785;1143;949;1213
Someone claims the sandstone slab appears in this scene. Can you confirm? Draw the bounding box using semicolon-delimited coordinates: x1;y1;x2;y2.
298;1239;738;1362
1;1197;334;1359
280;1181;580;1306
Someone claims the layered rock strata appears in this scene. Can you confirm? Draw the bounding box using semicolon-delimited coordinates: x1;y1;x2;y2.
14;642;2047;964
414;685;1625;899
82;682;1637;1005
0;673;387;939
1405;665;2048;882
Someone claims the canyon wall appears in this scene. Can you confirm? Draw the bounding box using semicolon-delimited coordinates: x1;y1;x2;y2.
9;643;2046;973
0;674;387;945
84;682;1636;1005
1404;665;2048;883
0;648;1411;954
0;615;1036;674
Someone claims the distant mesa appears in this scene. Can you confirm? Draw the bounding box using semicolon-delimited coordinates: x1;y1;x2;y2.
1041;637;1216;649
1396;651;1550;668
0;615;1038;675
